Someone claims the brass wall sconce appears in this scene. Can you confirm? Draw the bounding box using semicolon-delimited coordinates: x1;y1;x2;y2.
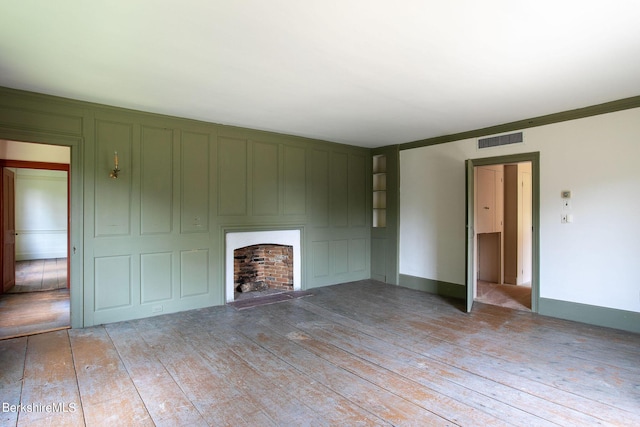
109;151;120;179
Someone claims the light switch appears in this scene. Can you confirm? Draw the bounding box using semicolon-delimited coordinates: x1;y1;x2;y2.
562;199;572;210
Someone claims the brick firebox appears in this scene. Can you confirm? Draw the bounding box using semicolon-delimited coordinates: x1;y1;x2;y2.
234;244;294;293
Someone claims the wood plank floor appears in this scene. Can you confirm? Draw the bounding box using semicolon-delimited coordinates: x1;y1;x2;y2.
476;280;531;311
1;280;639;426
0;289;70;340
9;258;68;293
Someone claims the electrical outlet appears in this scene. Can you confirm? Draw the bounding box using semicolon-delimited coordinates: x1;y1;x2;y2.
152;305;163;313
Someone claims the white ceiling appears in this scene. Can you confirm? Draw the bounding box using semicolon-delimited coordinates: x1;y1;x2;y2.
1;1;639;148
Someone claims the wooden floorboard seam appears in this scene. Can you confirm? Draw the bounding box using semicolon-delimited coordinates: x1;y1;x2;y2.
2;280;639;426
292;299;640;427
258;304;568;424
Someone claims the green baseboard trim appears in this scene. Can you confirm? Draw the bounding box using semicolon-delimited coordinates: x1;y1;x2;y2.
399;274;465;300
539;298;640;334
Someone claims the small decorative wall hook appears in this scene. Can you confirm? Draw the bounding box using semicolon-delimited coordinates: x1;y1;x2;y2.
109;151;120;179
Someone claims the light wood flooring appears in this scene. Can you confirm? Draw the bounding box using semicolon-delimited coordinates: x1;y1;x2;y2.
1;280;639;426
0;289;70;340
475;280;532;311
0;259;70;340
9;258;68;293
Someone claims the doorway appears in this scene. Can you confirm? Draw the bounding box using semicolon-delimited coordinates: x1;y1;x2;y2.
465;152;539;313
0;158;71;339
475;162;532;310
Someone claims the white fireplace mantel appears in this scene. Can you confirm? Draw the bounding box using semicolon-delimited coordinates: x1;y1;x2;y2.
225;229;301;302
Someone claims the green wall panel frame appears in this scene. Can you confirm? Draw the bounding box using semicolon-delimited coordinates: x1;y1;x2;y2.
181;131;210;233
311;240;330;278
332;239;349;275
330;152;349;227
95;119;133;236
311;149;330;227
94;255;132;311
252;141;279;216
349;153;367;227
141;252;173;303
218;136;247;216
0;105;82;135
180;249;209;298
350;238;367;273
283;145;306;215
141;126;173;234
0;86;371;327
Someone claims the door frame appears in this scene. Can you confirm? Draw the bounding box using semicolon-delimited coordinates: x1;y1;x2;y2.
0;160;71;291
466;152;540;313
1;168;16;293
0;133;83;329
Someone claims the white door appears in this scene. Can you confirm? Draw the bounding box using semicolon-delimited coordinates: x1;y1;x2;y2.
476;167;496;234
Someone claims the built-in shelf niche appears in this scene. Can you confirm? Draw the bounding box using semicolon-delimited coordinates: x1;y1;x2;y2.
373;154;387;227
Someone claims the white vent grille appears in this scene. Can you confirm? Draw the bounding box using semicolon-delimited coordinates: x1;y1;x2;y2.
478;132;523;149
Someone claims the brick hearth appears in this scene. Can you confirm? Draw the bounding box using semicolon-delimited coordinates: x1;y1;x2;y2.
234;244;294;293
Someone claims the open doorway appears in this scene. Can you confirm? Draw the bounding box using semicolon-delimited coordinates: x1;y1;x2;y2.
0;148;71;339
465;152;539;313
474;162;532;310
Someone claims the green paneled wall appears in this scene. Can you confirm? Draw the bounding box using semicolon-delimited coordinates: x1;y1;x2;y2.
0;87;372;327
218;136;247;216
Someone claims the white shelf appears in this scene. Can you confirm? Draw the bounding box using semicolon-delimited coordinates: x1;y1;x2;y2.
373;154;387;228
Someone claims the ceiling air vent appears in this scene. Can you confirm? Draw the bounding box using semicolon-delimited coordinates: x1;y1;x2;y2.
478;132;523;149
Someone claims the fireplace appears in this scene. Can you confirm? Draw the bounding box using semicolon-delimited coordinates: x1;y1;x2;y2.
225;229;301;302
234;244;293;295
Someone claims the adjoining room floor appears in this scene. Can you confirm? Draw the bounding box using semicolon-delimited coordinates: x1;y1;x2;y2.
0;289;70;340
0;258;70;340
1;280;638;426
10;258;67;293
476;280;532;311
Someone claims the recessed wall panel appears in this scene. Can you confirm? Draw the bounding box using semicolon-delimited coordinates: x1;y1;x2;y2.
312;240;330;278
95;256;131;310
350;238;367;272
311;150;329;227
372;238;386;279
141;126;173;234
331;152;348;227
141;252;172;303
284;146;306;215
333;240;349;274
181;249;209;297
218;137;247;216
349;154;367;227
95;120;132;236
252;141;279;215
181;131;209;233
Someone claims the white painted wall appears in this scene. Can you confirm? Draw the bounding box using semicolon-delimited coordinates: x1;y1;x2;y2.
400;107;640;312
15;168;68;260
0;139;70;163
